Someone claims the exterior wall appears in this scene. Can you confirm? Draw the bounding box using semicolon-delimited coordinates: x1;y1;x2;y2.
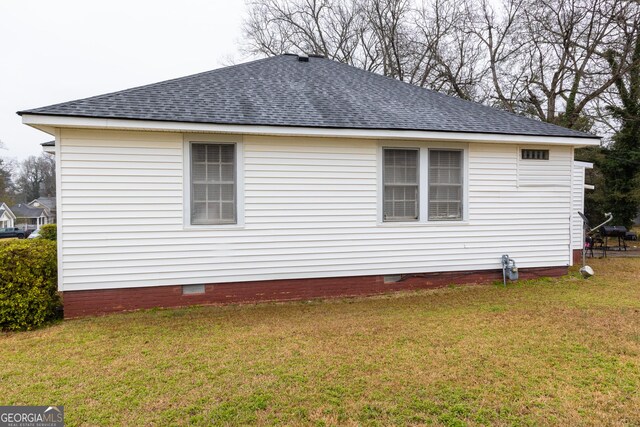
571;164;588;252
57;129;574;292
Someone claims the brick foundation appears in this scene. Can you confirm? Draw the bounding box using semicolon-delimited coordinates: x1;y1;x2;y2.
573;249;583;265
62;266;568;318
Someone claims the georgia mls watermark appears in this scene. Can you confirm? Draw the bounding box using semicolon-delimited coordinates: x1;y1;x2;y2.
0;406;64;427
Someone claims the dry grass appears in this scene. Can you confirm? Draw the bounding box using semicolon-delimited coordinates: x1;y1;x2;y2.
2;258;640;426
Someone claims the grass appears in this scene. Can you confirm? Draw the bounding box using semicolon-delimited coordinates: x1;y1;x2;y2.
2;258;640;426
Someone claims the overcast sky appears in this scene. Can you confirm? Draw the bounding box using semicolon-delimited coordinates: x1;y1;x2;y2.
0;0;250;159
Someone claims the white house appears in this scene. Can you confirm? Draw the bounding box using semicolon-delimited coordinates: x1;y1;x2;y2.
10;203;51;229
0;203;16;228
28;196;57;223
19;54;600;318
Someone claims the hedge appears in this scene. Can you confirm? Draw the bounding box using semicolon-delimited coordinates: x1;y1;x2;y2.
38;223;57;241
0;239;60;331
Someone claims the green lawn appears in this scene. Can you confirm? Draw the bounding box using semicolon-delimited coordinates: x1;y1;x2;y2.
2;258;640;426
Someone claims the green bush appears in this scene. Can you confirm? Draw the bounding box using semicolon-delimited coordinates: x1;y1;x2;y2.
0;239;59;331
38;223;57;241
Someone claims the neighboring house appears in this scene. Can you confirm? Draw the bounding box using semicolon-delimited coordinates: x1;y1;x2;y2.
18;54;600;318
28;196;56;223
0;203;16;228
41;140;55;154
10;203;51;230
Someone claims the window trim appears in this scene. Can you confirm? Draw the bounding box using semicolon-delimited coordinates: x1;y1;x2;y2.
428;148;464;221
382;147;420;222
183;135;244;229
377;142;468;225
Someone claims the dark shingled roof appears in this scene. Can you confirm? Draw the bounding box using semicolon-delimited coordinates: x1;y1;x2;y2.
41;140;55;147
10;204;44;219
18;54;595;139
30;197;56;210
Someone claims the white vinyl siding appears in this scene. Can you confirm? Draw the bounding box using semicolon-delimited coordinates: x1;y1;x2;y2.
383;149;419;221
428;150;463;220
518;145;570;187
571;162;591;252
56;129;574;291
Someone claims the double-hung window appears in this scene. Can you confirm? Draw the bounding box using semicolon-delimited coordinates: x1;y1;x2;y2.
428;150;463;220
383;148;419;221
190;143;236;225
382;147;464;222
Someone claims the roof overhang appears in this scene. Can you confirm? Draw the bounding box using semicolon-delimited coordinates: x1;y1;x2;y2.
41;140;55;154
574;161;594;169
21;114;602;147
574;161;595;191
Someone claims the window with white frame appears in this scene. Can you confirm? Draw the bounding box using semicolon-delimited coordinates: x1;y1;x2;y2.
428;150;463;220
190;143;236;225
383;148;419;221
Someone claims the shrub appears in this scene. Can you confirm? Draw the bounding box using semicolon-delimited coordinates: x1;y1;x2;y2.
38;223;57;241
0;239;59;331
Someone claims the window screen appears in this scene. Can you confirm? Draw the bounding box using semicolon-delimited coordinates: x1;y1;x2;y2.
191;143;236;225
521;149;549;160
428;150;462;220
383;149;419;221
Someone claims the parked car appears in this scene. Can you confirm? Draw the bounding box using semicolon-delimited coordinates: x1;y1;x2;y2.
27;228;40;239
0;227;26;239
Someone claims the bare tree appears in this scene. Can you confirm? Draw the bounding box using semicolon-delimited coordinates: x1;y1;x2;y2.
242;0;640;133
243;0;487;98
516;0;638;129
364;0;412;80
243;0;365;61
461;0;526;109
14;154;56;203
411;0;486;99
0;157;16;204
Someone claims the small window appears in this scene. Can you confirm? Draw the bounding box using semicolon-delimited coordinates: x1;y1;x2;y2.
521;149;549;160
429;150;463;221
383;148;419;221
190;143;236;225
